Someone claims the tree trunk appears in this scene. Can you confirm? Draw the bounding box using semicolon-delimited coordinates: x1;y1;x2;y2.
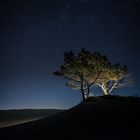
102;90;108;95
81;75;86;101
102;84;108;95
81;83;86;101
81;89;86;101
86;85;90;98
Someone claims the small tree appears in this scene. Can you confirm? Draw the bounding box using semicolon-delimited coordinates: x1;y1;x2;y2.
54;49;108;101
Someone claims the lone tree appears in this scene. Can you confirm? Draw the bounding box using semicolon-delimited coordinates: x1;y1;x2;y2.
54;49;109;101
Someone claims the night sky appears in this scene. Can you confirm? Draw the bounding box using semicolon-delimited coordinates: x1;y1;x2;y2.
0;0;140;109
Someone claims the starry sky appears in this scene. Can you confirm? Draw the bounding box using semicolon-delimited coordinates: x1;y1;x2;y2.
0;0;140;109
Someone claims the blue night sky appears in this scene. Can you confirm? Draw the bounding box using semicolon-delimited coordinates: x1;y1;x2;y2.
0;0;140;109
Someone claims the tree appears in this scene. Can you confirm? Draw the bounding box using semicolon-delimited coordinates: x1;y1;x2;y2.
54;49;109;101
96;63;130;95
54;49;131;101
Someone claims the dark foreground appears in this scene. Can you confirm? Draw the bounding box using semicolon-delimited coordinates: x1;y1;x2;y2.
0;109;63;128
0;95;140;140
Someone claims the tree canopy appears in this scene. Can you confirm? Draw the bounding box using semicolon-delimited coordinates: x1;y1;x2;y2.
54;49;130;101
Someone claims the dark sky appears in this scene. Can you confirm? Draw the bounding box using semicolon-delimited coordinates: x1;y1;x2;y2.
0;0;140;109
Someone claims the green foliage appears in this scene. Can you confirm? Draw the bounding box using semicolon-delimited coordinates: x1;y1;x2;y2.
97;62;129;95
54;49;130;100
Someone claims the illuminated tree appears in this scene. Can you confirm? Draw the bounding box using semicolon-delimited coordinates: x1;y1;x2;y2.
54;49;108;101
54;49;131;101
96;63;130;95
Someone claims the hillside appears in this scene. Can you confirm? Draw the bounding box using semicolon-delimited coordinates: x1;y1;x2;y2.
0;109;63;128
0;95;140;140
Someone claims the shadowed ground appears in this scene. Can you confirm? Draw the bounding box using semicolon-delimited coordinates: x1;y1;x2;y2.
0;109;63;128
0;95;140;140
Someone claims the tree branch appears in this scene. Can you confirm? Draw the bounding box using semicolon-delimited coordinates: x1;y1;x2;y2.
108;80;118;94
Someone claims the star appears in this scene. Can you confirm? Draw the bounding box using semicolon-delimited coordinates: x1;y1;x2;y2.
98;5;105;14
90;16;94;20
66;5;71;9
23;2;28;6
